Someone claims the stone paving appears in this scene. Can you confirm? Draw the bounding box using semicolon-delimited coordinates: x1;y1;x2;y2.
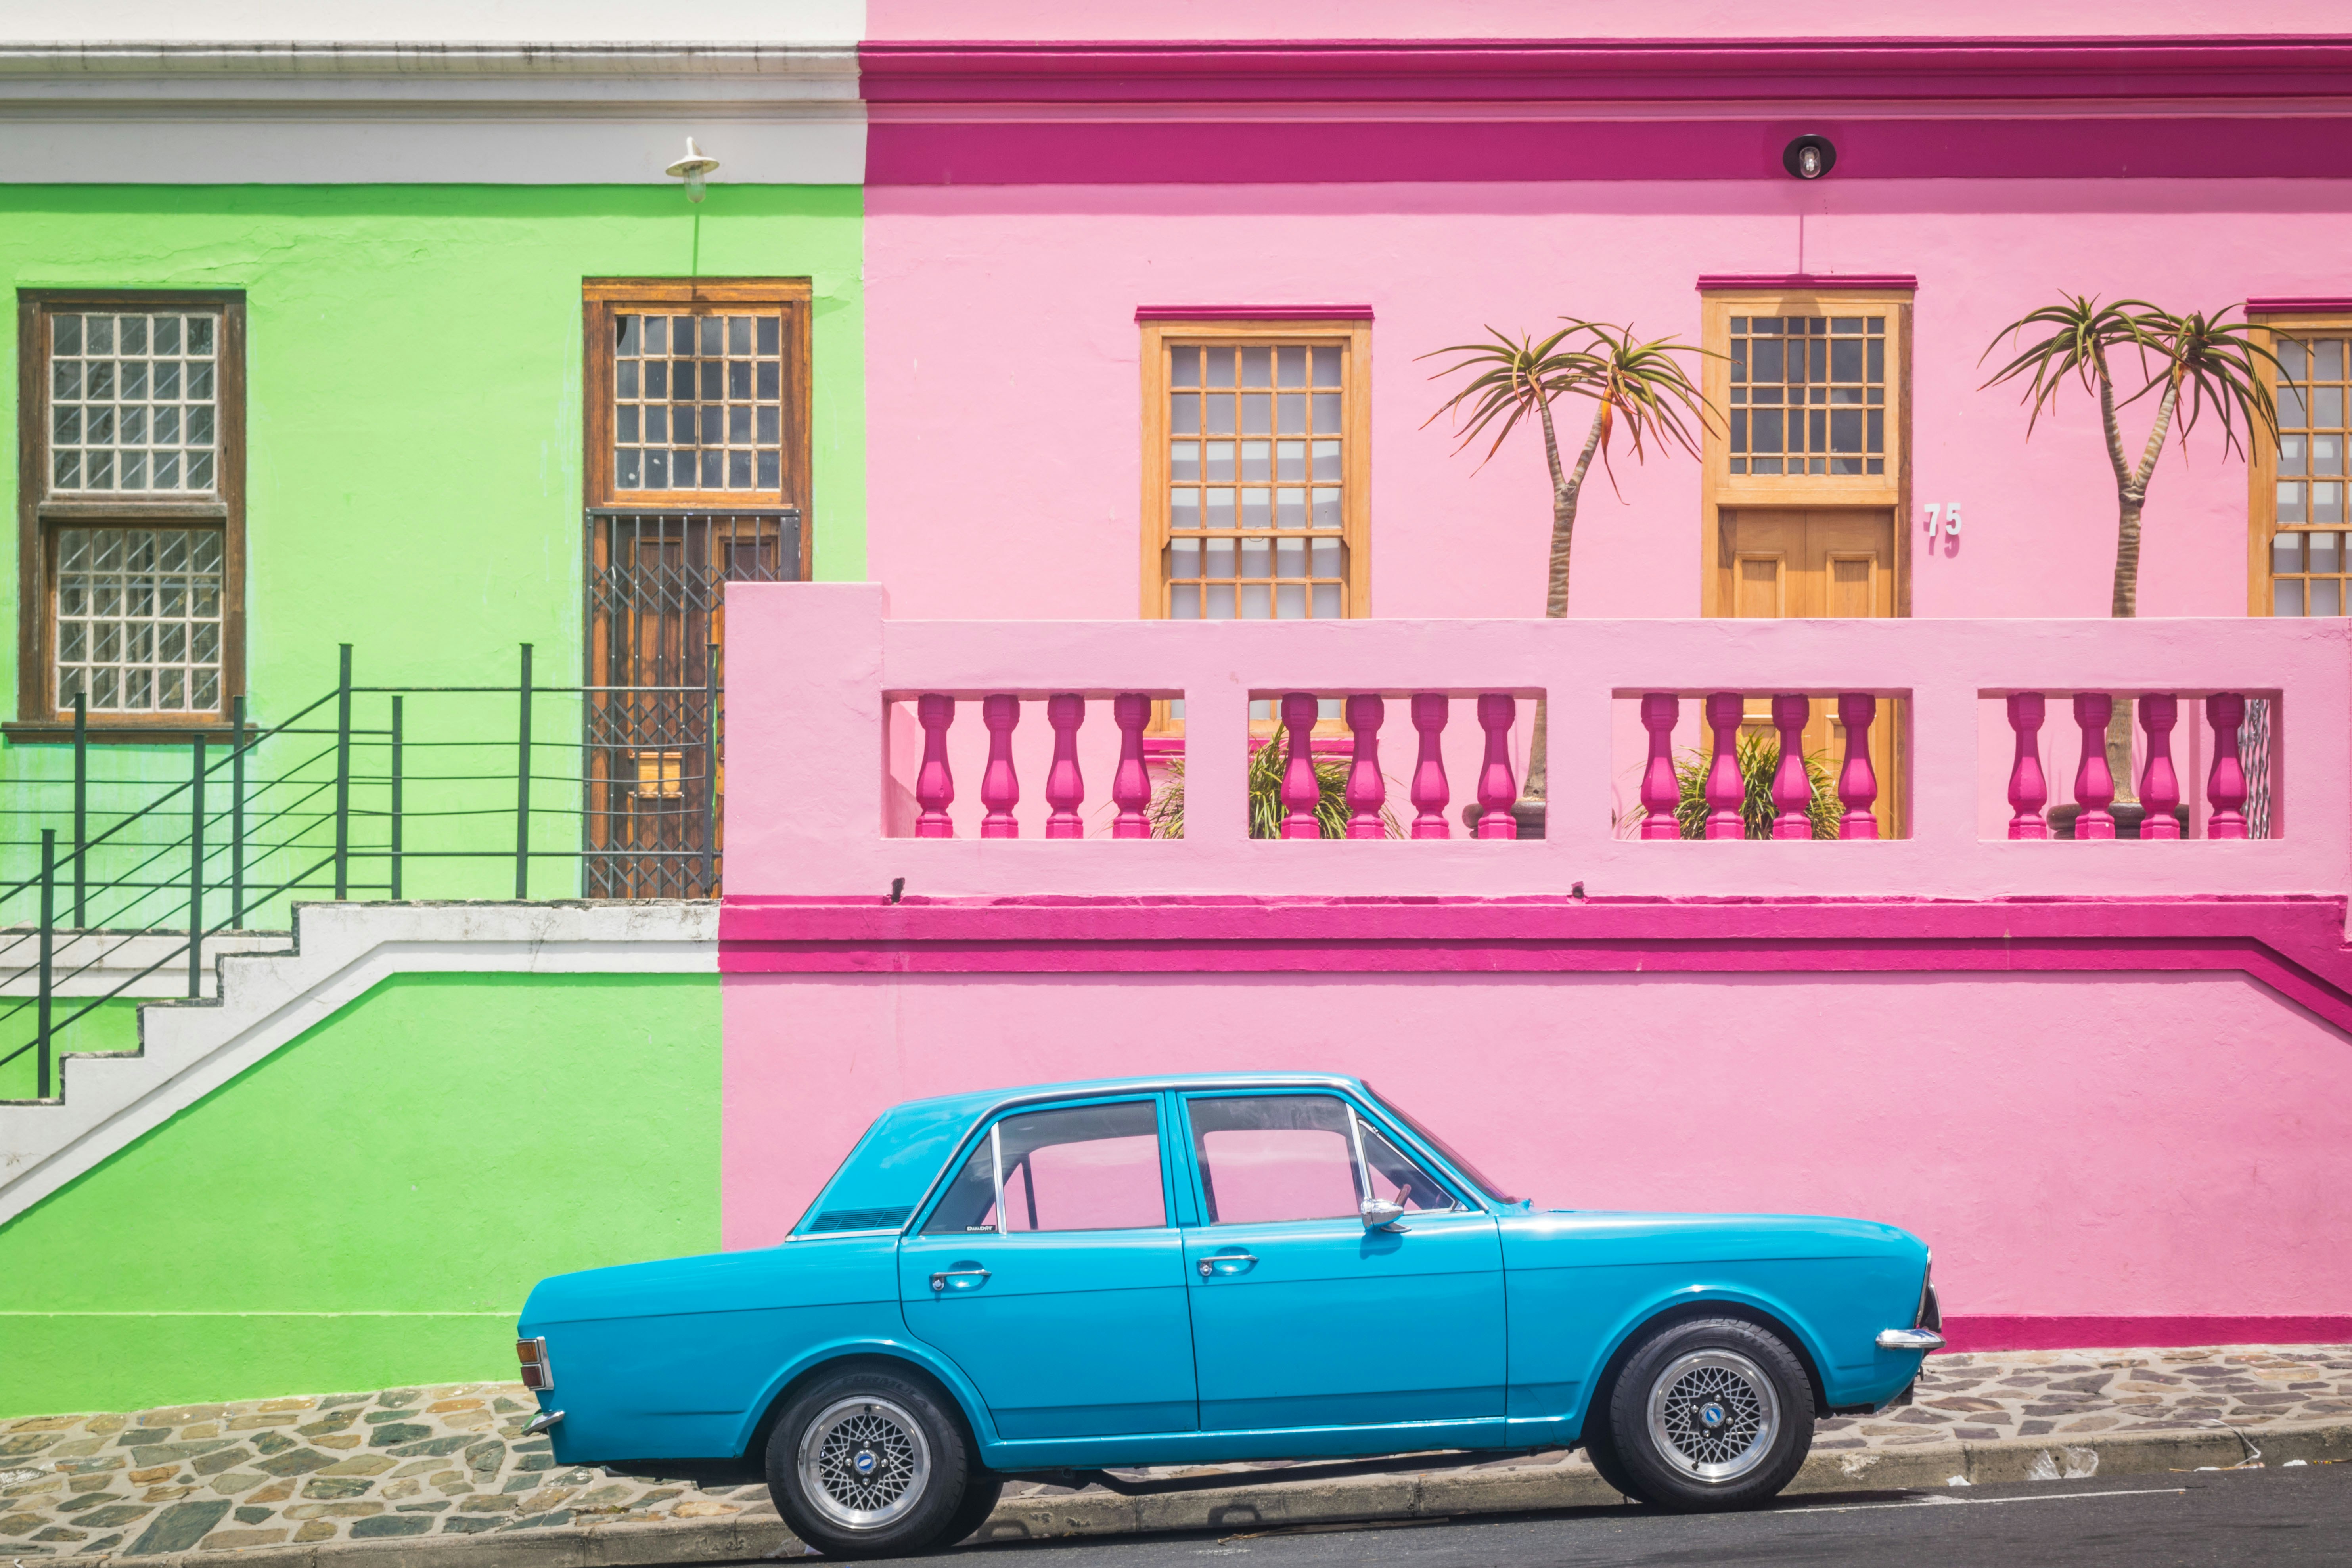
2;1345;2347;1557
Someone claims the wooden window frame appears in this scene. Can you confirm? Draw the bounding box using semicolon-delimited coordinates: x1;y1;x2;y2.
2247;311;2352;616
582;277;814;580
1138;318;1372;621
12;289;247;741
1699;289;1913;617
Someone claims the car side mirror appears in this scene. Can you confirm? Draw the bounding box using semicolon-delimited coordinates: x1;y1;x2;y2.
1360;1197;1407;1232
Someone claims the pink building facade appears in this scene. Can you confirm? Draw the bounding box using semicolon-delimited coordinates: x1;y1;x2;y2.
722;8;2352;1352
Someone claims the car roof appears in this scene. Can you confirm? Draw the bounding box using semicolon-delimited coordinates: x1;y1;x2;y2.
791;1072;1369;1237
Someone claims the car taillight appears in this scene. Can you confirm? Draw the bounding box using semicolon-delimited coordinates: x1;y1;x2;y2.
1917;1267;1941;1333
516;1336;554;1392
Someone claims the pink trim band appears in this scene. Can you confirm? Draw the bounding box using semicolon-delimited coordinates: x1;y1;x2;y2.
1699;274;1917;292
2249;298;2352;314
1941;1316;2352;1354
721;894;2352;1037
866;116;2352;186
860;38;2352;106
1138;305;1374;321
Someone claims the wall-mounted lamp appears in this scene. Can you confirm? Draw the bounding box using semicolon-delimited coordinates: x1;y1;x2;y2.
1783;134;1837;181
665;137;721;203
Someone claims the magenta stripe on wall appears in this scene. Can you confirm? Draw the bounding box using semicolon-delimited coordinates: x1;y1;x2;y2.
1942;1317;2352;1353
865;114;2352;186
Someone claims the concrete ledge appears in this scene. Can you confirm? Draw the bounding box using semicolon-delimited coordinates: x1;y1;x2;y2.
100;1420;2352;1566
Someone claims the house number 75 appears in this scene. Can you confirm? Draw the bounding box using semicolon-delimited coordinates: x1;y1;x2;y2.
1925;502;1963;538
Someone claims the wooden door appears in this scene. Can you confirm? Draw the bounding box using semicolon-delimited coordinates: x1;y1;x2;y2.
1715;509;1903;836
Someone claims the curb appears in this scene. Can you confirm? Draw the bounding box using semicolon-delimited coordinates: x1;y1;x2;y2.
105;1421;2352;1564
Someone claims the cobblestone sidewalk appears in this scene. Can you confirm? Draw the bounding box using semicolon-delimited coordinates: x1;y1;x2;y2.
3;1344;2347;1558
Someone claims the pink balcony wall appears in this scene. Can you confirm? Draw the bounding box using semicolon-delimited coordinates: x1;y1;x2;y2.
718;586;2352;1346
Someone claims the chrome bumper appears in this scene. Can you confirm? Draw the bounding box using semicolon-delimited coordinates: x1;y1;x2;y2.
1877;1327;1947;1352
523;1409;565;1435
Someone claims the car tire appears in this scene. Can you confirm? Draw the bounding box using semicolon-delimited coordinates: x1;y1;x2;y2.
1576;1417;1642;1503
765;1363;977;1558
935;1474;1005;1547
1603;1316;1815;1512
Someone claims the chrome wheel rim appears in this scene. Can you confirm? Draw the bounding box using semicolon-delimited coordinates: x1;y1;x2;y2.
796;1396;931;1530
1645;1349;1780;1482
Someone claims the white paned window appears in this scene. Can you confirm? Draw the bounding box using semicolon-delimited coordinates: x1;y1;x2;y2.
1162;342;1350;622
2271;333;2351;617
611;311;787;492
55;528;225;714
50;312;219;494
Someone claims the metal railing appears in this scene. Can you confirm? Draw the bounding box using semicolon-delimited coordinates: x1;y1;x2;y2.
1;644;718;1101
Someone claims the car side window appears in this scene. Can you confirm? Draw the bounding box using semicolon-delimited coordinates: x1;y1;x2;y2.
1189;1094;1460;1225
921;1100;1166;1235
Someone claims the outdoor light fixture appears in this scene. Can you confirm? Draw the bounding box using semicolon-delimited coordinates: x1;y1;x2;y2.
1783;134;1837;180
665;137;721;202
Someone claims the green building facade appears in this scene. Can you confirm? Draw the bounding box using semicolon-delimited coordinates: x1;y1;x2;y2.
0;27;864;1415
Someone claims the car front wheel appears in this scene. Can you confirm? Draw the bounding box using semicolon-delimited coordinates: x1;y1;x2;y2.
1603;1317;1814;1511
765;1364;976;1558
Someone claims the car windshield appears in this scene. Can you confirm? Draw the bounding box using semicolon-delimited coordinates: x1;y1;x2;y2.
1364;1084;1520;1204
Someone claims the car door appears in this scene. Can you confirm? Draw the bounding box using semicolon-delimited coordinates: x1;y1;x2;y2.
1178;1090;1507;1433
898;1095;1197;1440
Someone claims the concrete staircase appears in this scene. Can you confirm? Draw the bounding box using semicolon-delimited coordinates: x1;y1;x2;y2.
0;900;715;1225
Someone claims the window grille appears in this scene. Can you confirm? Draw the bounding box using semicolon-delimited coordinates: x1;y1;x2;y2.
582;508;798;898
2268;333;2350;616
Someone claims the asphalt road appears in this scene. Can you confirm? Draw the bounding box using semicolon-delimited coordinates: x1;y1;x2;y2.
939;1462;2349;1566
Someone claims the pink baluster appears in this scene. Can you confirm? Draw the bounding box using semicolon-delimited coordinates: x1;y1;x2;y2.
1111;692;1153;839
1474;693;1519;840
1044;693;1086;840
1702;692;1745;841
1279;692;1322;840
2206;692;2249;840
979;694;1021;839
1769;693;1812;840
1344;695;1386;840
2138;693;2181;841
915;693;956;839
1409;693;1450;840
2005;692;2049;840
1638;693;1681;841
1836;692;1880;840
2071;691;2116;840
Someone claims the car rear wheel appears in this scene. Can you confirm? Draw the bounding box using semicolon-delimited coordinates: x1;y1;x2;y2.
1603;1317;1814;1512
765;1365;976;1558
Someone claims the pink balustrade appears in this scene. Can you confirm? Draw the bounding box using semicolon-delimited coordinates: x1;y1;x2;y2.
731;586;2333;899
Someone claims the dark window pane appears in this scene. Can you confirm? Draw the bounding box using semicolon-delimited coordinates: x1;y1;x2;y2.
645;361;668;398
701;405;725;444
757;449;780;488
1832;339;1863;383
645;405;668;443
728;406;751;443
1730;412;1747;453
1833;317;1862;333
1753;409;1783;452
699;316;722;356
1753;339;1782;382
1867;338;1885;382
1831;408;1862;452
644;316;668;354
728;361;751;398
616;449;641;488
699;361;723;400
1867;409;1884;453
700;449;724;488
757;361;780;399
728;316;751;355
757;316;780;354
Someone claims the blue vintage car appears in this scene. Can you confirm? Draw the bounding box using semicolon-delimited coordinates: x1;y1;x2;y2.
515;1074;1942;1557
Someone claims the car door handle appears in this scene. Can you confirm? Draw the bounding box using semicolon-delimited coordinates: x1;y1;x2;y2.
1197;1252;1257;1277
929;1267;991;1292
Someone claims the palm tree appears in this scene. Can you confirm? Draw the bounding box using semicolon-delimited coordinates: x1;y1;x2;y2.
1980;297;2277;618
1422;320;1711;800
1980;298;2278;800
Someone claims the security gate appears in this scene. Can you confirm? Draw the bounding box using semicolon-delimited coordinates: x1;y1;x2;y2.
583;508;799;898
